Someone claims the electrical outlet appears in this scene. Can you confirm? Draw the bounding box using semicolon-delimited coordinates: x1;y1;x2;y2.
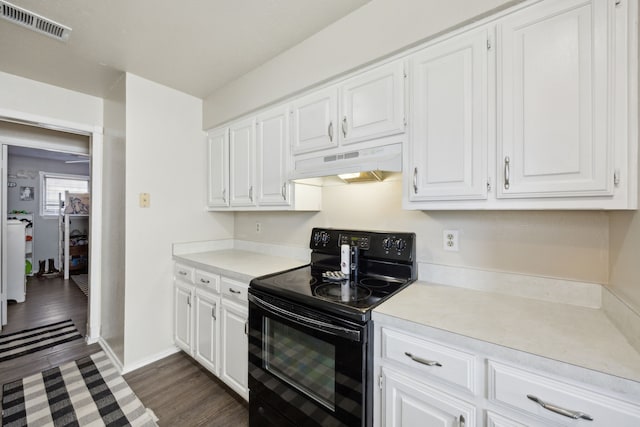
443;229;459;252
256;222;262;233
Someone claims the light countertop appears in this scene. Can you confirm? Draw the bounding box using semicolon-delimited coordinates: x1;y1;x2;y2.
173;249;306;283
374;282;640;385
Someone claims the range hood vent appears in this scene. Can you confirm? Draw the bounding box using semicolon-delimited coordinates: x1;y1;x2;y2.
0;0;71;42
291;143;402;180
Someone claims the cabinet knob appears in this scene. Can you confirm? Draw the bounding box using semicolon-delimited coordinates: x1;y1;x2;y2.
328;121;334;142
413;167;418;194
342;116;348;138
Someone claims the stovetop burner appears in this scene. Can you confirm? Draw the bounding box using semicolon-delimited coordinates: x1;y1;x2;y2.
315;283;372;302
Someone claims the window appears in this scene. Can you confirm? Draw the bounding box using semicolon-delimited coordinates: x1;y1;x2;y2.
39;172;90;217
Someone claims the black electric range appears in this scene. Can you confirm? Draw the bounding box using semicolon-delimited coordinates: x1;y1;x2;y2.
250;228;416;323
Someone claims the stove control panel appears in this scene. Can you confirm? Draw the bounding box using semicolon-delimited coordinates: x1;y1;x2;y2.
310;228;415;262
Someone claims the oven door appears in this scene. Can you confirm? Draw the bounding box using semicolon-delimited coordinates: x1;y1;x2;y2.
248;290;369;427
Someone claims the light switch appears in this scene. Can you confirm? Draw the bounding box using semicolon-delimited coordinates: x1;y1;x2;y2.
139;193;150;208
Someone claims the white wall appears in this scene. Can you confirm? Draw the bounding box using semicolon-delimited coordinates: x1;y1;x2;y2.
203;0;520;128
123;74;234;368
0;71;103;128
101;74;126;362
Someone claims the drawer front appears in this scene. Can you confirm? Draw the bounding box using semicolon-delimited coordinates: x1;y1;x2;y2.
221;277;248;305
486;411;530;427
174;263;195;283
488;361;640;427
195;269;220;293
381;327;476;394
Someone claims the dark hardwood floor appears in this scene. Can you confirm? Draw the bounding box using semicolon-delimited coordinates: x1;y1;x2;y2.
0;275;100;385
124;351;249;427
0;275;249;426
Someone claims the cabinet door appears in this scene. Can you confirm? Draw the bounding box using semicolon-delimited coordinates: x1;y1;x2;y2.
497;0;612;198
174;282;193;353
221;298;249;400
291;86;338;155
229;117;256;207
206;128;229;208
382;367;475;427
341;60;405;145
194;289;220;376
256;106;290;206
408;27;489;201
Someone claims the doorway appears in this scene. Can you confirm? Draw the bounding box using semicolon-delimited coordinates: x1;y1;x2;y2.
0;119;99;340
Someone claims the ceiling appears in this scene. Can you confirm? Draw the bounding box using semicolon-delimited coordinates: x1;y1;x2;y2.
0;0;369;99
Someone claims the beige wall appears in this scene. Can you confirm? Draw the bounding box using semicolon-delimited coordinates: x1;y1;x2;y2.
202;0;520;128
609;211;640;312
235;178;609;284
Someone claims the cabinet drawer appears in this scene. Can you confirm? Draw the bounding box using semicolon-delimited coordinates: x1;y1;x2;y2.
195;269;220;293
381;327;476;394
488;361;640;427
174;263;194;283
221;277;248;305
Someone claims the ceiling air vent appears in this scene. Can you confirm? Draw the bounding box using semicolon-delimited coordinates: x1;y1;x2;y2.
0;0;71;42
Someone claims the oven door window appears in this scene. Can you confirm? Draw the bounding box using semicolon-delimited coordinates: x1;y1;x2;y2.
264;317;335;410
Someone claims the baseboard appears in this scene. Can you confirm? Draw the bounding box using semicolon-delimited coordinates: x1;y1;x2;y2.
98;337;124;374
120;346;181;375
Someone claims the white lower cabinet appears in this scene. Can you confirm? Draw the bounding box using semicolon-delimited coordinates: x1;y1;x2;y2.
194;289;220;375
173;262;249;401
220;298;249;400
382;367;476;427
374;320;640;427
174;280;193;353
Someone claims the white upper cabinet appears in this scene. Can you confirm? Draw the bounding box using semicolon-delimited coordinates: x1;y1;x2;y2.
497;0;612;199
206;128;229;208
291;60;406;156
291;87;339;155
408;27;489;201
256;106;291;206
229;117;256;207
404;0;636;210
341;61;406;145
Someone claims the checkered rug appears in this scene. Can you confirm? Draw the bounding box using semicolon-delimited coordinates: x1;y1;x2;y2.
70;275;88;297
0;320;82;363
1;351;158;426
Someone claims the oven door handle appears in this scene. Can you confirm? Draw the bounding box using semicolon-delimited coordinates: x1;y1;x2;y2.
249;294;361;342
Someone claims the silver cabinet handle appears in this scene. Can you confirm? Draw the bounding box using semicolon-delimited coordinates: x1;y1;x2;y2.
199;278;210;284
342;116;348;138
222;188;226;203
281;182;287;200
413;168;418;194
328;121;334;142
504;156;510;190
459;415;465;427
527;395;593;421
249;186;253;202
178;271;187;276
244;321;248;335
187;296;191;307
229;288;241;295
211;303;216;320
404;352;442;367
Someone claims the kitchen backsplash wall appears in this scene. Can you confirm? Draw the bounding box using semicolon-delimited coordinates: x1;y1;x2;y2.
234;176;609;284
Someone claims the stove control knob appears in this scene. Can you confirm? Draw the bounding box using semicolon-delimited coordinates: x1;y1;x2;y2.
313;231;322;245
321;232;330;244
395;239;406;251
382;237;393;250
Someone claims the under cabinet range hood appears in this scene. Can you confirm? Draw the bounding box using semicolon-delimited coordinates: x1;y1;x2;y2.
290;143;402;180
